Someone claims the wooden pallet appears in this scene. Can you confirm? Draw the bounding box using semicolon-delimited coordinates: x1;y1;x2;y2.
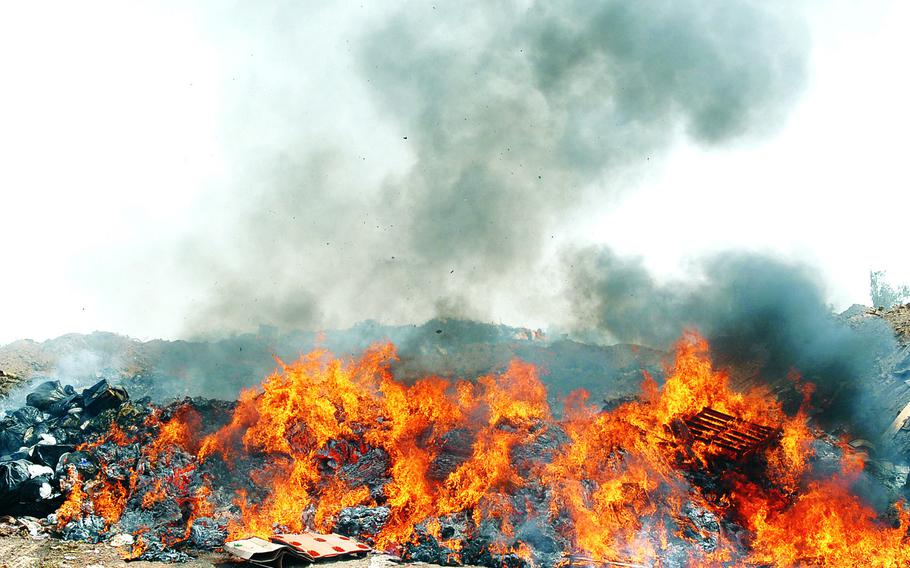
679;407;779;459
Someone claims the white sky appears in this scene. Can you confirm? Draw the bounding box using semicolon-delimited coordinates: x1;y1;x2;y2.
589;0;910;306
1;1;908;344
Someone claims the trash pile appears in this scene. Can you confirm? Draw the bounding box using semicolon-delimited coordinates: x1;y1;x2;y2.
0;378;127;515
0;334;907;567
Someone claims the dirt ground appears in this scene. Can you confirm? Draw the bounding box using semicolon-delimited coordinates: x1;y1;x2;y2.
0;532;237;568
0;533;450;568
0;534;203;567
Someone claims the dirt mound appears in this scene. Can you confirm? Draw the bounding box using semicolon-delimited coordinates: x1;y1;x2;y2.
872;303;910;344
0;370;19;398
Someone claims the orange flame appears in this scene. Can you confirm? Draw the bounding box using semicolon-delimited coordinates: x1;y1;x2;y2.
56;331;910;566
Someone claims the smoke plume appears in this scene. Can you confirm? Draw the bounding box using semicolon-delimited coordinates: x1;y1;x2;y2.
567;247;898;431
158;1;809;334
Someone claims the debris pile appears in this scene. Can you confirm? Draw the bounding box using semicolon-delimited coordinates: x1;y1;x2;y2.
0;378;127;515
0;333;907;567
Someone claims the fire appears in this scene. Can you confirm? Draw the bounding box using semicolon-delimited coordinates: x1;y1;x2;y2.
90;476;128;526
748;483;909;566
77;422;134;452
54;331;910;566
55;466;85;528
196;350;556;549
55;466;128;528
146;406;202;465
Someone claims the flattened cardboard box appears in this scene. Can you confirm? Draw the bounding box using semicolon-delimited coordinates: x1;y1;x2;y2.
226;532;371;567
272;531;371;559
225;537;304;568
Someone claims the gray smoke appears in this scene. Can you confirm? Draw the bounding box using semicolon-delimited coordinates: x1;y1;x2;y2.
165;0;808;334
567;247;897;429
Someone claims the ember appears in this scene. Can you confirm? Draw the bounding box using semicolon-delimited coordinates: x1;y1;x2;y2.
0;332;908;566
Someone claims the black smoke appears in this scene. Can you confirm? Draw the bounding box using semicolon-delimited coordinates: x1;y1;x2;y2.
567;247;897;430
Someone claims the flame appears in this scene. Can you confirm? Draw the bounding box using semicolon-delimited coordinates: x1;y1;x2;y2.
77;422;134;452
55;466;85;528
146;406;202;465
55;404;211;539
54;331;910;566
747;473;910;566
125;527;150;560
196;347;555;548
90;476;128;526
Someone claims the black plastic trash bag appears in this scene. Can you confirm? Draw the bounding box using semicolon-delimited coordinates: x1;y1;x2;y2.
0;420;28;454
47;393;83;417
81;380;129;416
25;380;68;411
17;462;54;501
11;406;45;425
0;459;31;493
30;444;75;470
21;423;52;448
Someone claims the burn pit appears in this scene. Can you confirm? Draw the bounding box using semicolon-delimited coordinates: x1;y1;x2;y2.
0;332;908;567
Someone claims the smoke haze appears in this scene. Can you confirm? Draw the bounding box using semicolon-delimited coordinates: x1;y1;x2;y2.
104;0;809;336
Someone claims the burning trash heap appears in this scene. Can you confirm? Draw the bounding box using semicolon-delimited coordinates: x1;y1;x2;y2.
0;332;909;567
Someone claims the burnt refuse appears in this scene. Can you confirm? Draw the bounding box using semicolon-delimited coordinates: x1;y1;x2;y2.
336;506;391;541
1;363;908;567
0;378;135;516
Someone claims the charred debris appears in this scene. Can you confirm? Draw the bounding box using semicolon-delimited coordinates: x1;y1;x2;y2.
0;362;906;565
0;311;909;566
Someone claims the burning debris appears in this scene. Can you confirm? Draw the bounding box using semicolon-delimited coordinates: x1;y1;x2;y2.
673;407;780;461
0;332;908;567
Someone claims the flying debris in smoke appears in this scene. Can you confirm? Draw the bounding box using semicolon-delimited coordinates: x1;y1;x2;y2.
122;0;810;336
